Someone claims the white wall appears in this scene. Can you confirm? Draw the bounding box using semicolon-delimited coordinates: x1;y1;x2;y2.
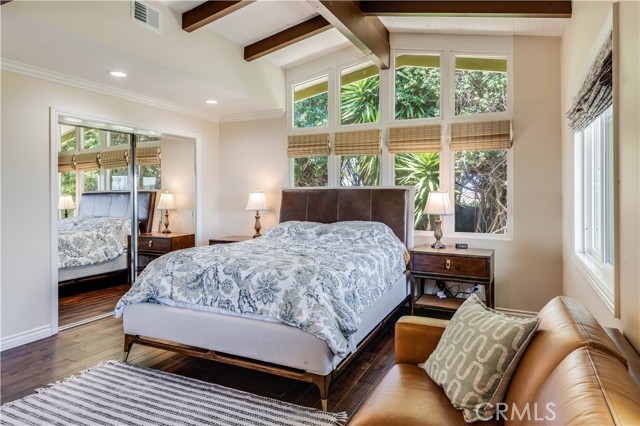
560;0;640;350
0;71;220;347
160;138;196;234
219;35;563;314
219;118;288;237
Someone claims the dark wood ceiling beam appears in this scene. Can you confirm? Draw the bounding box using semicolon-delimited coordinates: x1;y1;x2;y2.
312;0;390;69
360;1;572;18
244;15;331;62
182;0;255;33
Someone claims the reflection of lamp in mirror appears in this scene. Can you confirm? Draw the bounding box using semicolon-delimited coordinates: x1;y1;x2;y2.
157;192;175;234
58;195;76;218
246;191;267;238
424;190;453;249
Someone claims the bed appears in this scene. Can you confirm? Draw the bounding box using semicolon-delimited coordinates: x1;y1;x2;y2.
118;187;414;409
58;191;157;284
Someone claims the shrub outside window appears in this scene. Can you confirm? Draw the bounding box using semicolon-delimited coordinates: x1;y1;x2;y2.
340;62;380;125
82;128;101;150
394;54;441;120
293;76;328;129
454;150;508;234
394;152;440;230
455;56;507;116
108;131;130;147
294;156;328;187
340;156;380;186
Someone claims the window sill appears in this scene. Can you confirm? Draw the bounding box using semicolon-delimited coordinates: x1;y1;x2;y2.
572;253;615;315
413;230;513;242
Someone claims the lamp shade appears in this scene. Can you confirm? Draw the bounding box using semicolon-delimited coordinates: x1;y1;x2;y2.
58;195;76;210
157;192;175;210
424;191;453;215
246;192;267;211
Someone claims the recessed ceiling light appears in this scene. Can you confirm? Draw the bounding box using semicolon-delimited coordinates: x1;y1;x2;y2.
108;70;127;77
205;99;218;105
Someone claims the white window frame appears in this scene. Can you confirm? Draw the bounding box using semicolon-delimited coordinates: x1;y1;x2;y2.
573;106;616;313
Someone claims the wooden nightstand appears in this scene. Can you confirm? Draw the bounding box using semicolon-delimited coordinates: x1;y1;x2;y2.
209;236;253;245
128;232;195;274
410;245;494;313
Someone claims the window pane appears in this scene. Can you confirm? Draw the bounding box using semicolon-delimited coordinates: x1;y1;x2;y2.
454;150;508;234
395;54;440;120
394;152;440;230
109;167;129;190
604;109;614;265
293;77;328;128
340;155;380;186
455;56;507;116
139;165;161;190
82;170;99;192
82;128;101;150
109;132;130;147
294;156;328;187
60;172;76;204
340;62;380;125
138;135;161;143
60;125;76;152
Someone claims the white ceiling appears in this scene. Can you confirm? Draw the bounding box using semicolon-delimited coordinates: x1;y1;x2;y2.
1;0;567;122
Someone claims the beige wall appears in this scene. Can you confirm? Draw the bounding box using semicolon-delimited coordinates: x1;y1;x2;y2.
218;118;288;237
0;71;220;346
561;1;640;350
220;36;563;314
160;138;196;234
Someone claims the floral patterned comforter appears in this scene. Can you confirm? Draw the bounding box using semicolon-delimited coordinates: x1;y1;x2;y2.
58;216;131;268
114;221;408;357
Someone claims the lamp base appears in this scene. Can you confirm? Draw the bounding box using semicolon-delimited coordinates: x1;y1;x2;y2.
431;241;447;249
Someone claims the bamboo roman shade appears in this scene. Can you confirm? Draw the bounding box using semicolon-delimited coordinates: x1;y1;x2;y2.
450;120;512;151
566;31;613;131
287;133;330;157
99;149;129;169
334;129;381;155
388;125;441;153
136;146;161;165
74;152;101;171
58;154;76;172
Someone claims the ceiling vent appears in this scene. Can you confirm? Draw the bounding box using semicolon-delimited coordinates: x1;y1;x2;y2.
131;1;161;33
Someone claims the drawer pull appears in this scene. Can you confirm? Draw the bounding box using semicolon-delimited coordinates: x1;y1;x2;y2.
148;240;153;247
445;259;451;269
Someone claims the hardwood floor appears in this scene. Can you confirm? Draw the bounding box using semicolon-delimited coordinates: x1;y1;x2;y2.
0;314;398;419
58;281;129;327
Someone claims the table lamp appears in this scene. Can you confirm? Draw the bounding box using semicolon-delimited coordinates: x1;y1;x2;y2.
424;190;453;249
58;195;76;218
246;191;267;238
157;192;175;234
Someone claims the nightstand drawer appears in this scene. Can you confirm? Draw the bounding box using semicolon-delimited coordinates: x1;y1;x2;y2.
412;253;490;280
138;236;171;252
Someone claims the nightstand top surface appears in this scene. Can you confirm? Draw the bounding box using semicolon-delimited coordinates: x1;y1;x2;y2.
410;245;494;257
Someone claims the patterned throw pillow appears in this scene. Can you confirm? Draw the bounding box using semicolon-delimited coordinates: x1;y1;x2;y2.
422;294;539;423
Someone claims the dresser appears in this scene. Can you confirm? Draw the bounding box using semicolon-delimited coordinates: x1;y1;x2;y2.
410;245;494;313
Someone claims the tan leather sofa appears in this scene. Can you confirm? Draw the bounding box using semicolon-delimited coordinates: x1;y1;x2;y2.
349;296;640;426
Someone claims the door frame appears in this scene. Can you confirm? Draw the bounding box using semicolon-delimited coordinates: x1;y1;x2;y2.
49;107;202;331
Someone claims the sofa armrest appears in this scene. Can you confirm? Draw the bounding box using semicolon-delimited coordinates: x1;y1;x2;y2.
395;316;448;365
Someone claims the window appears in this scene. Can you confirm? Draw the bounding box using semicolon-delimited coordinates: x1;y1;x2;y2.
294;157;328;187
340;61;380;125
340;156;380;186
454;150;508;234
82;170;99;192
395;153;440;230
60;125;77;152
454;55;507;116
139;165;161;190
293;76;328;128
108;167;129;190
82;128;101;150
577;107;614;267
394;54;440;120
108;131;130;147
60;171;77;215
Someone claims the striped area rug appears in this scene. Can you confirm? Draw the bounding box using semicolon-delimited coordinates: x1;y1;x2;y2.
0;360;347;426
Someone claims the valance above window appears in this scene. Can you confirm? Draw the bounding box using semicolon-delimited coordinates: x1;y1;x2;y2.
287;133;330;157
99;149;129;169
566;31;613;131
58;154;76;172
74;152;101;171
334;129;381;155
388;125;441;153
58;146;160;171
450;120;512;151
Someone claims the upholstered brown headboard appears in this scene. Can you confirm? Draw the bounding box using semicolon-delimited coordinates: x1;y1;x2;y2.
279;187;414;246
77;191;157;234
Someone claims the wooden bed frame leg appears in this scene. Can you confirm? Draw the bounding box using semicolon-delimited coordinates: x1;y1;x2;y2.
312;374;332;411
123;334;135;362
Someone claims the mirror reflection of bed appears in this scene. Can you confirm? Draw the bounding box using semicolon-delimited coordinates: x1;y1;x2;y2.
57;191;157;328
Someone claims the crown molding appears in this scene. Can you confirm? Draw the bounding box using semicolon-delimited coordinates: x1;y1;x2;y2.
0;59;220;123
219;108;285;123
